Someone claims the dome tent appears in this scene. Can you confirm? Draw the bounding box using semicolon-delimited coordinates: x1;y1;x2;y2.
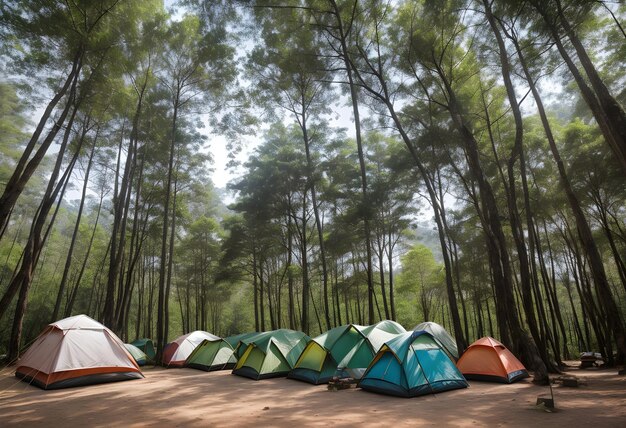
15;314;143;390
130;338;155;360
185;332;257;371
456;336;529;383
124;343;149;366
413;321;459;360
162;331;220;367
288;324;372;384
224;332;258;350
288;320;406;385
359;331;468;397
233;329;310;380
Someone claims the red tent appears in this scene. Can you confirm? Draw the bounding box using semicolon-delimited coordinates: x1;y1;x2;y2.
456;337;529;383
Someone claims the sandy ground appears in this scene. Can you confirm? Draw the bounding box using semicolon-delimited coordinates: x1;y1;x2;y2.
0;365;625;427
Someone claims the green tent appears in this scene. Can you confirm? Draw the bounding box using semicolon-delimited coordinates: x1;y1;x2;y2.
124;343;149;366
225;332;258;351
185;339;236;371
130;338;156;360
359;331;468;397
232;332;264;360
413;321;459;360
360;320;407;353
232;329;310;380
185;332;256;371
288;320;406;384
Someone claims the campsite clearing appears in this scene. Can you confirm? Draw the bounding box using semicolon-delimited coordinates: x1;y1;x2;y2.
0;365;624;427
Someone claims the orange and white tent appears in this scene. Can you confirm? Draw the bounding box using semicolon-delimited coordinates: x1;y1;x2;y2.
162;330;219;367
15;315;143;390
456;336;529;383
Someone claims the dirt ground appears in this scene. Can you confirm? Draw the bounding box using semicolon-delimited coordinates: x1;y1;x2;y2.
0;364;624;427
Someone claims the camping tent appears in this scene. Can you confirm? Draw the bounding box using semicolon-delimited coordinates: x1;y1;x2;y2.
232;332;264;360
288;324;371;384
186;339;235;371
124;344;149;366
185;332;258;371
288;320;406;384
456;336;529;383
359;330;468;397
15;314;143;390
130;338;155;360
162;330;220;367
224;332;257;350
233;329;310;380
413;321;459;360
360;320;406;353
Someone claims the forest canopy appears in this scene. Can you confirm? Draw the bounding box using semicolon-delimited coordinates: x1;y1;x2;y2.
0;0;624;383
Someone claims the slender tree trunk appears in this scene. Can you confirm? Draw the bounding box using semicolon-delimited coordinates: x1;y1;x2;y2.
512;35;626;363
6;108;83;360
555;0;626;174
0;49;83;237
530;0;626;174
299;105;330;330
329;0;376;324
349;47;466;350
300;193;310;334
156;97;179;361
287;209;295;329
52;123;96;320
0;99;79;322
485;1;554;372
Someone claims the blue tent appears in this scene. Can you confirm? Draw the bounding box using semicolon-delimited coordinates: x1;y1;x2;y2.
359;330;468;397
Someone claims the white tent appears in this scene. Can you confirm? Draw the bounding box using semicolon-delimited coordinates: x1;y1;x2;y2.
15;314;143;389
162;330;220;367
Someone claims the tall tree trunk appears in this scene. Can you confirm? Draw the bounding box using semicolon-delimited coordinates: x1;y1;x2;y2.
0;48;83;238
328;0;376;325
5;108;82;360
287;210;295;329
299;104;331;330
554;0;626;174
512;34;626;364
300;194;310;334
156;97;179;362
349;43;466;350
530;0;626;174
0;99;79;322
52;123;96;321
485;1;554;372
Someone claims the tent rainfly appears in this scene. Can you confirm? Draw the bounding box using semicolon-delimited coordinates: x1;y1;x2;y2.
413;321;459;360
359;330;468;397
233;329;310;380
15;314;143;390
162;331;220;367
456;336;529;383
289;320;406;384
130;338;156;360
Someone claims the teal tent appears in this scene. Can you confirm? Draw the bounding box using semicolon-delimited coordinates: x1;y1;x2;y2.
288;320;406;384
124;343;149;366
359;331;468;397
413;321;459;360
130;338;156;360
233;329;310;380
